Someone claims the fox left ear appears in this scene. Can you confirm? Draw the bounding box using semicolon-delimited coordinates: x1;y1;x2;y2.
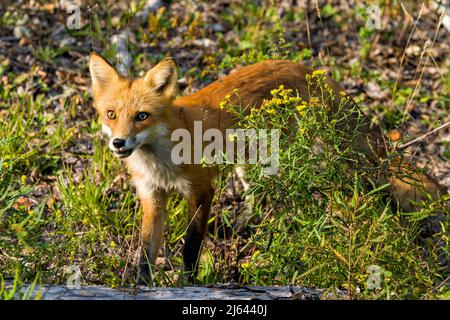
144;57;178;99
89;52;120;93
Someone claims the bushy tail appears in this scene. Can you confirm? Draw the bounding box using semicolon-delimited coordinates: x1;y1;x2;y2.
388;157;447;212
389;158;449;271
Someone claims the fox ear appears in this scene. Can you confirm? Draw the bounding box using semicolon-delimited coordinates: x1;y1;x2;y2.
89;52;119;91
144;58;178;99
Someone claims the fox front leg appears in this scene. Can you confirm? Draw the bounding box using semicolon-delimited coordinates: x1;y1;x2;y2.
135;188;169;284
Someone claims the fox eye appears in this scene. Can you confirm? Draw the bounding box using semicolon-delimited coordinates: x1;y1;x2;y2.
106;110;116;119
135;112;150;121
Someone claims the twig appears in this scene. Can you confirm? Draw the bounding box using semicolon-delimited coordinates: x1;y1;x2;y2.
392;2;424;101
397;120;450;150
432;275;450;293
403;8;445;117
305;0;312;54
314;0;330;59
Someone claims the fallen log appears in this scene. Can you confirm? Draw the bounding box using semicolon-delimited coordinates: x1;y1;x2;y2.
12;284;346;300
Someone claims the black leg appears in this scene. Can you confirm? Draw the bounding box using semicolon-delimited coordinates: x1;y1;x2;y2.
183;188;214;282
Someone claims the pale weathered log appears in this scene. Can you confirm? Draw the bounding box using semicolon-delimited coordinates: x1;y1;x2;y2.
12;284;346;300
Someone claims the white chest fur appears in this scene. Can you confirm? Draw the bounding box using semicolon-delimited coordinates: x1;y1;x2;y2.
126;140;190;197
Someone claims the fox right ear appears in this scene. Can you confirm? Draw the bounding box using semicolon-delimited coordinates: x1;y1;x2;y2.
143;57;178;99
89;52;119;92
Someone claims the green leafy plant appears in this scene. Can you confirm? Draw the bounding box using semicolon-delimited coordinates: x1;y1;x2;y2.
218;74;449;299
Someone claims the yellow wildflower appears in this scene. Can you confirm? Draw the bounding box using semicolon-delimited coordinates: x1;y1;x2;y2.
312;69;327;77
270;85;285;96
310;97;321;106
296;105;307;113
55;209;62;220
280;88;293;99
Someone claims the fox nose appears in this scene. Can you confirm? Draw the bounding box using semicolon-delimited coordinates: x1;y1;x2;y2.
112;138;126;149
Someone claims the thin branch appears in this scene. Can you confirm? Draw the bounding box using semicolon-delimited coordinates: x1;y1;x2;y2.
398;120;450;150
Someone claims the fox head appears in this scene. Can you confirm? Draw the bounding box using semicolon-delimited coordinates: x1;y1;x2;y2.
88;52;178;158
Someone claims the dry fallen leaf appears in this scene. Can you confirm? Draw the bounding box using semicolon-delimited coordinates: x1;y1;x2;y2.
13;197;33;210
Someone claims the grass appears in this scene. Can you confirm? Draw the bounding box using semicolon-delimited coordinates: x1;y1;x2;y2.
0;270;41;300
0;0;449;299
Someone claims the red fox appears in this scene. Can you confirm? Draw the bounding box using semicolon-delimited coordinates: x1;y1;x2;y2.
88;53;446;282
